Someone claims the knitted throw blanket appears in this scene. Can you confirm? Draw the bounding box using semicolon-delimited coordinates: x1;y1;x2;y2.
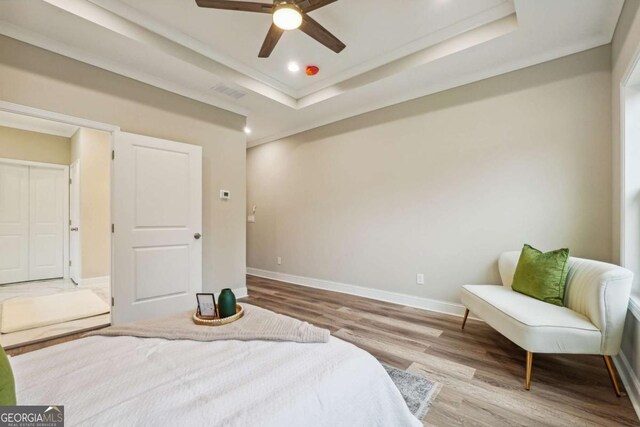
86;303;329;343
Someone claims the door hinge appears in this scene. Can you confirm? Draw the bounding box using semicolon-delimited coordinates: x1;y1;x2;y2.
69;260;72;266
111;150;115;160
69;219;72;226
111;297;114;307
69;178;72;185
111;224;115;233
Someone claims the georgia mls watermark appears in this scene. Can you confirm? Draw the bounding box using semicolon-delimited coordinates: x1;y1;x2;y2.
0;406;64;427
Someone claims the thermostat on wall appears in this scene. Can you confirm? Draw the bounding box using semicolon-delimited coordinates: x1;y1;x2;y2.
220;190;231;200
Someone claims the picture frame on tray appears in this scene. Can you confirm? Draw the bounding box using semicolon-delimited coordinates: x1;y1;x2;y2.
196;293;217;319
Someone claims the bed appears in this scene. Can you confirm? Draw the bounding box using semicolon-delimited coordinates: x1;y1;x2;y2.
10;334;422;426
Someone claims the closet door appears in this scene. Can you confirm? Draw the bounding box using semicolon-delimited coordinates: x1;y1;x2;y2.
29;166;65;281
0;163;29;284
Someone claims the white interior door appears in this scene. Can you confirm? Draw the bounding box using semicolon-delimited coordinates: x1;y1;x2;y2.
69;160;81;284
0;163;29;284
112;132;202;324
28;166;65;281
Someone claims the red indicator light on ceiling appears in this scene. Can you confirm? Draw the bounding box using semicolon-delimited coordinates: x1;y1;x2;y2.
306;65;319;76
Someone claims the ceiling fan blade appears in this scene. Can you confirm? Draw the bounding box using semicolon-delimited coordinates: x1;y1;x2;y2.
299;0;338;13
195;0;273;13
299;14;345;53
258;24;285;58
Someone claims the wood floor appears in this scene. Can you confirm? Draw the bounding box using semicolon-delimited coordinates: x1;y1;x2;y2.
244;275;640;427
7;275;639;426
5;327;106;357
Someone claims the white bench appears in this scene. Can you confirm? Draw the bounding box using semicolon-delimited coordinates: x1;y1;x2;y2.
460;251;633;395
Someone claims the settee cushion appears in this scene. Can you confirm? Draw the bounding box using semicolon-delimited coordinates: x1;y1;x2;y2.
511;244;570;306
461;285;601;354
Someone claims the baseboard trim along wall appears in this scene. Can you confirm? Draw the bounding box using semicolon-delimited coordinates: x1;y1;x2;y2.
232;286;248;299
246;268;467;317
628;296;640;322
77;277;248;299
76;276;110;287
614;351;640;419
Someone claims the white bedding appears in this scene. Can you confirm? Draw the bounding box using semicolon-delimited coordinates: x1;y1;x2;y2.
11;335;421;427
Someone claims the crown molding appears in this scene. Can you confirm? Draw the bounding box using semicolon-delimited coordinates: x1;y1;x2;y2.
248;32;611;147
0;20;250;117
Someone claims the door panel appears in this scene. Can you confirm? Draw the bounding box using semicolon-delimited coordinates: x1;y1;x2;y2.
113;132;202;324
29;167;65;280
133;245;190;300
0;163;29;284
134;146;190;228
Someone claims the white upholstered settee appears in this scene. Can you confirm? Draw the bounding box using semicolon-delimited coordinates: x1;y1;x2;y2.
460;251;633;395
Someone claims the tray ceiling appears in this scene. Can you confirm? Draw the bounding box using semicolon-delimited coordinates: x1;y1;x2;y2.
0;0;624;146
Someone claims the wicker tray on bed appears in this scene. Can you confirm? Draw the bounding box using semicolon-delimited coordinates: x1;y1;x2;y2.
193;304;244;326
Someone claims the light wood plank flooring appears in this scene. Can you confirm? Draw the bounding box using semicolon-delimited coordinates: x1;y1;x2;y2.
8;275;639;426
244;275;640;427
6;329;102;357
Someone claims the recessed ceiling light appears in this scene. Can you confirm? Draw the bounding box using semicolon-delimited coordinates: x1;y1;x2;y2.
288;62;300;72
243;126;252;135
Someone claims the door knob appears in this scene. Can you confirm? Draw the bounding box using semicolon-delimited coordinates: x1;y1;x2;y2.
194;233;201;240
71;227;79;231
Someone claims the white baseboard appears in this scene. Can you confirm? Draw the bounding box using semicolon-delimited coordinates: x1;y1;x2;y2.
246;268;466;317
629;296;640;322
76;276;110;286
614;351;640;419
232;286;248;299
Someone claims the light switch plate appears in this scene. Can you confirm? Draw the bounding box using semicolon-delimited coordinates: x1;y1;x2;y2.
220;190;231;200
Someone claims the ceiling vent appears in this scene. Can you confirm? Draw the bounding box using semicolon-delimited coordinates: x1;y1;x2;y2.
211;83;247;100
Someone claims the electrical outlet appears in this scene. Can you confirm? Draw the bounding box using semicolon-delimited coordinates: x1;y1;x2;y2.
416;273;425;285
277;257;282;265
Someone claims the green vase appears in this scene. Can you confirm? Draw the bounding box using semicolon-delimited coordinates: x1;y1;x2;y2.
217;288;237;318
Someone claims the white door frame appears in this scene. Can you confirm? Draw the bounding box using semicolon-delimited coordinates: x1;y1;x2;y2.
0;102;120;308
619;38;640;275
0;158;70;279
69;159;81;284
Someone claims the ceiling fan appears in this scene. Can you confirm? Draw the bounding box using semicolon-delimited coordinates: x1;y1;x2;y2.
195;0;346;58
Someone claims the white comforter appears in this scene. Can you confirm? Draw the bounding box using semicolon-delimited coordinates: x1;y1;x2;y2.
11;336;421;427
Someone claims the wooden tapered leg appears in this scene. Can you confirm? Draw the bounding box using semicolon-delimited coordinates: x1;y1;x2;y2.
525;352;533;390
461;308;469;330
603;355;622;397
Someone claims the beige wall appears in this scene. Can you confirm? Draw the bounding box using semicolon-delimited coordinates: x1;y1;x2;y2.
0;125;70;165
0;35;246;292
612;0;640;402
71;128;111;280
247;46;612;305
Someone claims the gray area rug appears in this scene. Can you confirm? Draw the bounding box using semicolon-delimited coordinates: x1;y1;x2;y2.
383;364;441;420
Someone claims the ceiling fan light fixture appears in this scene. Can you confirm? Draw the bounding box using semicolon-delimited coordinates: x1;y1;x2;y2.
273;2;303;30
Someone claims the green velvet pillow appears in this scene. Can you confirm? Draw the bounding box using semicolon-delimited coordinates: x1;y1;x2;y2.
0;345;16;406
511;244;570;306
